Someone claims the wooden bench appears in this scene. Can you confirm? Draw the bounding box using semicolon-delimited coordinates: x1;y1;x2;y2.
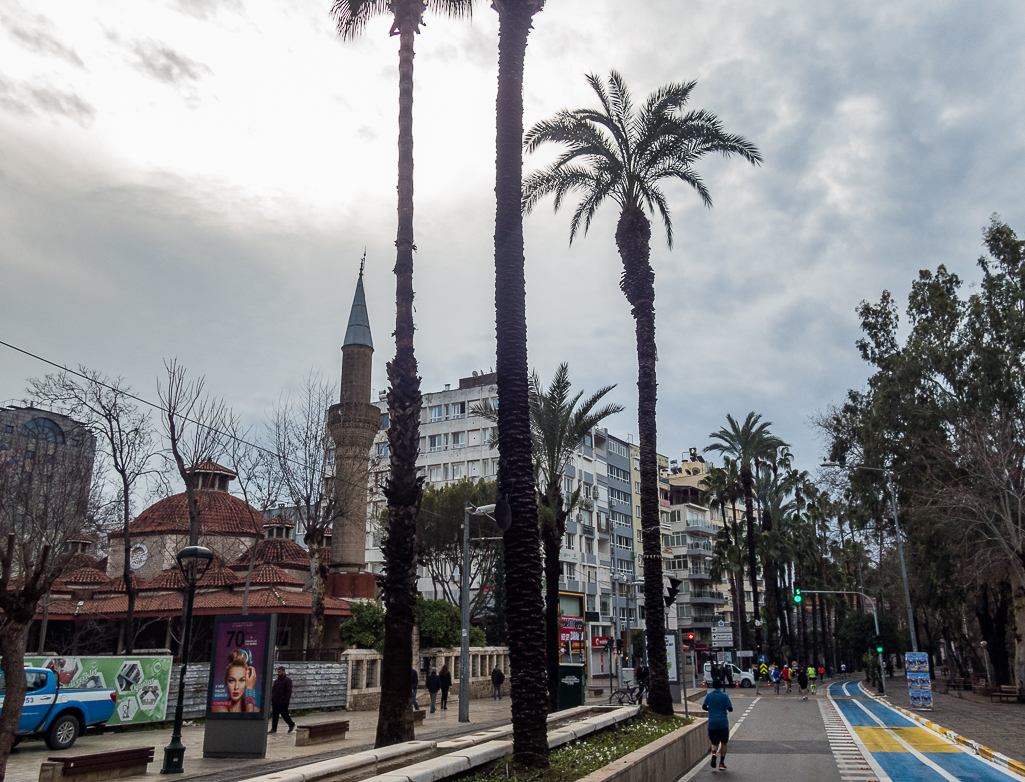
990;685;1023;703
294;719;350;746
946;677;971;691
413;709;426;725
38;747;154;782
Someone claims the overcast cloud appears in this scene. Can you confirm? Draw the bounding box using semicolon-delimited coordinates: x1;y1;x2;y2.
1;0;1023;474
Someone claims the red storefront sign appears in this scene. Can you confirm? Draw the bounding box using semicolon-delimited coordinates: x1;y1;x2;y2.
560;616;585;651
591;635;613;648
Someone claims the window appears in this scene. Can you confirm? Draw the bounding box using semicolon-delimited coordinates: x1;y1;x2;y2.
662;535;671;547
628;608;636;620
607;465;630;482
615;535;632;549
600;596;610;616
429;435;444;452
451;462;465;480
745;591;753;602
380;413;390;430
639;605;645;620
21;418;64;443
586;594;595;611
377;442;389;458
619;607;626;619
584;538;593;554
450;401;466;419
565;533;575;550
430;405;444;422
636;505;642;518
428;465;443;482
564;563;576;579
608;488;631;504
635;481;641;493
451;431;466;449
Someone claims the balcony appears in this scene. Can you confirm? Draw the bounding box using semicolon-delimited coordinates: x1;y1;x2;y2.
582;524;595;537
687;543;713;554
687;568;711;580
689;590;727;604
685;520;718;535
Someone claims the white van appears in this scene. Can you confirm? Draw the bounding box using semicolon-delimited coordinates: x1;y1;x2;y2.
703;661;755;688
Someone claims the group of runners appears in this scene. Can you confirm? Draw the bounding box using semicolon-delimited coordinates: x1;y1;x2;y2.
765;662;825;699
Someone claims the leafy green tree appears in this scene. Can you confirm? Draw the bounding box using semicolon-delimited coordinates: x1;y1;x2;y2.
705;413;788;660
340;601;387;652
524;72;760;715
332;0;474;749
415;597;461;648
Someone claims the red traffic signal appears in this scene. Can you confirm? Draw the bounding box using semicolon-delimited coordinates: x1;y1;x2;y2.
686;632;695;642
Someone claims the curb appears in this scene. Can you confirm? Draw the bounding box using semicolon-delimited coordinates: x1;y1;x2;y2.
856;681;1025;779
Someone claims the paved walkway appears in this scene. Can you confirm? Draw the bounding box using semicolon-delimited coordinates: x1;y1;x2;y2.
5;693;609;782
880;673;1025;763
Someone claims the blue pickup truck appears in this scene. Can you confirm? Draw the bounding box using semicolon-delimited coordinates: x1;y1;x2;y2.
0;667;117;749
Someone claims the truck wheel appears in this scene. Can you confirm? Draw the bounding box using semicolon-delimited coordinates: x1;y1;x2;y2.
45;713;80;750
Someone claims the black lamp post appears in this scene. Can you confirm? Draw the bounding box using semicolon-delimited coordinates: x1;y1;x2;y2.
161;545;214;774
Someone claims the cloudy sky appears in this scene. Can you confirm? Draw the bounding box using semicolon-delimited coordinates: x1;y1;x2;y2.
2;0;1023;474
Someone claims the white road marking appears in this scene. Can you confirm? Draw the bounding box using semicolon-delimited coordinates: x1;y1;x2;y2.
826;686;892;782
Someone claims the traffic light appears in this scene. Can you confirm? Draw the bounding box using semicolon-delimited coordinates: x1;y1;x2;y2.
687;632;695;643
875;635;883;654
616;638;623;652
665;577;683;607
794;583;803;604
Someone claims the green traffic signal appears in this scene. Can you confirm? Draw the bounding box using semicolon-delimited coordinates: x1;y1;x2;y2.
876;646;883;654
794;587;802;604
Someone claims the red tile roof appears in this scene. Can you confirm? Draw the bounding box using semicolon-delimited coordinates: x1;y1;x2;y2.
99;574;150;593
233;539;311;570
143;568;187;591
265;515;295;528
198;563;241;588
246;564;303;586
59;567;110;585
129;490;264;536
39;587;350;620
188;460;237;477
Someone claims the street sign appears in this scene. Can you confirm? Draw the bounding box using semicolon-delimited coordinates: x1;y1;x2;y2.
718;620;725;627
759;654;768;664
737;650;754;658
711;639;732;648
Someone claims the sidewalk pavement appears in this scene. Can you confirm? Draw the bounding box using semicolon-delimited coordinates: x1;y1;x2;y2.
881;672;1025;763
5;691;609;782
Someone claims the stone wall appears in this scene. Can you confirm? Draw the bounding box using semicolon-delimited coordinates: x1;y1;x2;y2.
344;646;511;712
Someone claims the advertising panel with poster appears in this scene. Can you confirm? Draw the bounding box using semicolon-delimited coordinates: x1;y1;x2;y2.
665;633;678;683
904;652;933;710
206;615;271;720
559;616;585;653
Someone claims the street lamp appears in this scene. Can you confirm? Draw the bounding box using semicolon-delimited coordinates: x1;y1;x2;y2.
459;503;497;723
161;545;214;774
821;462;918;653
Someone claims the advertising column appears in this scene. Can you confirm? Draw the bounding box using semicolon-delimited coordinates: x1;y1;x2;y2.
203;614;277;758
904;652;933;710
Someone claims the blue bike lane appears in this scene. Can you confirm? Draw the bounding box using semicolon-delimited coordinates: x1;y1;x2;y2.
828;681;1020;782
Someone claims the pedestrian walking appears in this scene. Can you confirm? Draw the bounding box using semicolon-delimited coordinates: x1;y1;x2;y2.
411;667;421;711
840;663;847;679
807;665;817;695
491;665;505;700
426;667;441;713
439;663;452;710
770;665;781;695
270;666;295;733
781;664;791;694
703;680;734;771
797;667;809;700
635;663;649;705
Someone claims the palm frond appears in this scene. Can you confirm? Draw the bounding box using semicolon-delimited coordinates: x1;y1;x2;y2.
331;0;389;38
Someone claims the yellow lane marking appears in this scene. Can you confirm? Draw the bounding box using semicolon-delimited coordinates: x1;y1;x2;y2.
854;727;905;753
891;727;958;753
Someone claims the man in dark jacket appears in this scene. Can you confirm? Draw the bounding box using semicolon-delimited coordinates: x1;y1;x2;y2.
491;665;505;700
270;666;295;733
426;667;441;713
411;667;421;710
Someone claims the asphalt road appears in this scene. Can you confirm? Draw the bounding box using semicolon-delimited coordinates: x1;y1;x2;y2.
677;681;1020;782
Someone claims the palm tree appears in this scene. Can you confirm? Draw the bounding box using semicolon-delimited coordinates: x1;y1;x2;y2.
332;0;473;749
701;460;746;650
477;366;622;712
523;71;761;714
705;413;788;660
492;0;549;765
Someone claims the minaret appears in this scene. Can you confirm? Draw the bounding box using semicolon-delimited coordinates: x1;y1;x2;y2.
327;263;380;576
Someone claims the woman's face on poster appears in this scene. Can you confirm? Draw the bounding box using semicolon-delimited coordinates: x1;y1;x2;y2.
226;665;247;704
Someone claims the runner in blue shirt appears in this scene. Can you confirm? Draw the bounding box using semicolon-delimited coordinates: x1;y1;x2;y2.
702;684;734;770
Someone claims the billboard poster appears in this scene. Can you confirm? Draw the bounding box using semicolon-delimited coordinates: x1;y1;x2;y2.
559;616;585;652
665;633;678;683
25;655;171;725
206;615;271;719
904;652;933;711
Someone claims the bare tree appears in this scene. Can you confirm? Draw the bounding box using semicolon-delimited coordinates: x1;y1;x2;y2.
270;371;346;653
0;415;95;779
156;359;230;547
29;369;161;654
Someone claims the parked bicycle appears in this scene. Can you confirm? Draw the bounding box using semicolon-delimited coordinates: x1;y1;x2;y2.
608;684;641;705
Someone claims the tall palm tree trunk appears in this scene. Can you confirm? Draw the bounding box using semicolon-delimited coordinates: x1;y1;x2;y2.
741;468;761;656
730;500;748;651
376;5;422;749
494;0;547;765
615;205;671;715
761;551;778;658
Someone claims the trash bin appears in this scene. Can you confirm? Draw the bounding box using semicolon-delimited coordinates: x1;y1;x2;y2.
558;663;586;710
